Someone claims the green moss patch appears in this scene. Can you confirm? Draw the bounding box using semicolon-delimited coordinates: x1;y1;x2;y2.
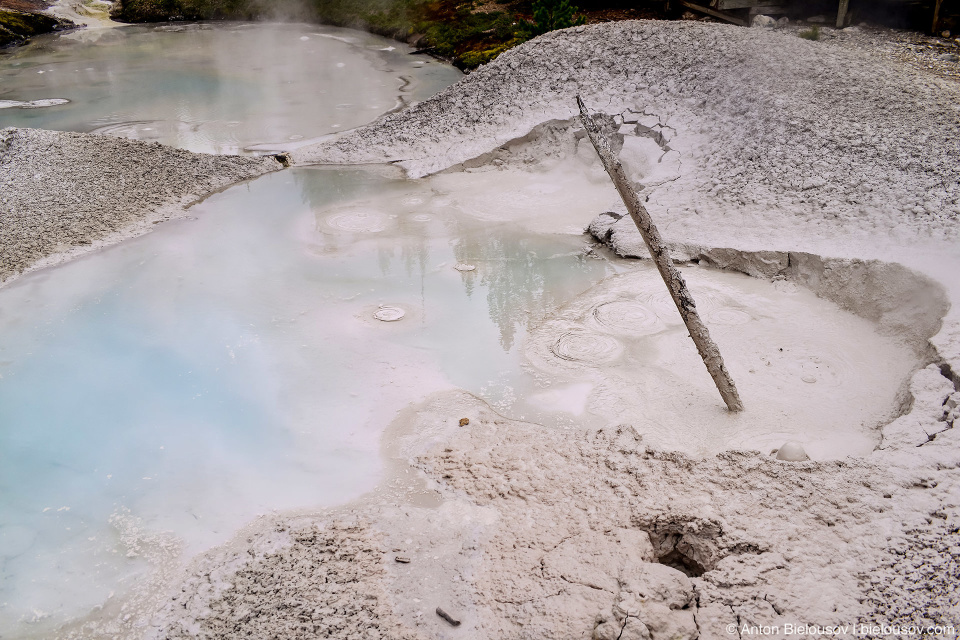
0;9;66;47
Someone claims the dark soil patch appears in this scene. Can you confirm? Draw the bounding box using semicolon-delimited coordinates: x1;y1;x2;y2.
0;0;50;11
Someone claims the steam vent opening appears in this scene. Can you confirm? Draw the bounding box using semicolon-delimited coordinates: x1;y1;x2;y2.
658;549;707;578
645;525;730;578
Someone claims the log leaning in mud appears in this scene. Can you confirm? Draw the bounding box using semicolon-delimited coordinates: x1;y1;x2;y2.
576;96;745;412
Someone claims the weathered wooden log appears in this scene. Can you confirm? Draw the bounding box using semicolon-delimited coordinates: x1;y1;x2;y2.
837;0;850;28
576;96;744;412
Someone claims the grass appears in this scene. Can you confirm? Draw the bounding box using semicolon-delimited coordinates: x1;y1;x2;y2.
798;24;821;41
0;8;63;47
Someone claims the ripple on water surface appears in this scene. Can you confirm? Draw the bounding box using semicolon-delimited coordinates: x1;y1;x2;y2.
324;209;391;233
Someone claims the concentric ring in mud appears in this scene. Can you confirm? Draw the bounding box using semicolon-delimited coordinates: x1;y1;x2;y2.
410;214;432;222
635;288;730;323
324;210;389;233
634;290;683;321
550;331;623;365
374;305;405;322
589;300;663;336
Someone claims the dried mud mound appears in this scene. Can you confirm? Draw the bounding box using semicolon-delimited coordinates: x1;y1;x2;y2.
116;379;960;640
0;127;280;283
156;522;419;640
413;390;960;637
298;20;960;245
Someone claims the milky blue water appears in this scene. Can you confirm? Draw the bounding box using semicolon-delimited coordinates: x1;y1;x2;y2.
0;21;467;634
0;164;610;633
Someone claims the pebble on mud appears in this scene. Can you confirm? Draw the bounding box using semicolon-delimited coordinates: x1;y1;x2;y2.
436;606;461;626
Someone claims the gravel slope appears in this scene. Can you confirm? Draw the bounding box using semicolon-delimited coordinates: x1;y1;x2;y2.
0;128;281;284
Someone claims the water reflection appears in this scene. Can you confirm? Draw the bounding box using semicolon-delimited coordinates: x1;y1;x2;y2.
299;167;609;352
452;231;600;350
0;165;613;633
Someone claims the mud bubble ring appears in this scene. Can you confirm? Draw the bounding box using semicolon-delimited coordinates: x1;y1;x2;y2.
589;300;663;336
636;289;725;322
324;210;389;233
551;330;624;365
790;356;845;386
374;305;405;322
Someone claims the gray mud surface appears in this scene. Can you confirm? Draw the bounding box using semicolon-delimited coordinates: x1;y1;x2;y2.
0;127;280;284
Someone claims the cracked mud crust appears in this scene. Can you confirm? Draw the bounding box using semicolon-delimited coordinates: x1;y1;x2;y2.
126;380;959;639
155;522;420;640
0;127;281;286
408;389;960;638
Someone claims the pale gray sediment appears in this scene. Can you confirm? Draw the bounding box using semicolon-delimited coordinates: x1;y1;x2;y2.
297;20;960;250
0;127;281;285
123;382;959;640
7;19;960;640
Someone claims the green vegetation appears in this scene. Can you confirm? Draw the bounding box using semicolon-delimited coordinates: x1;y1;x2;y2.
111;0;590;69
0;9;66;47
798;24;821;41
108;0;274;22
530;0;583;36
418;3;533;66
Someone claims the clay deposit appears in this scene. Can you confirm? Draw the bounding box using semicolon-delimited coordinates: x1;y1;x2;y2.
5;18;960;640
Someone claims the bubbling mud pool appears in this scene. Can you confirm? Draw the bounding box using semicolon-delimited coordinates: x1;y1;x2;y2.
0;163;927;633
525;268;919;459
